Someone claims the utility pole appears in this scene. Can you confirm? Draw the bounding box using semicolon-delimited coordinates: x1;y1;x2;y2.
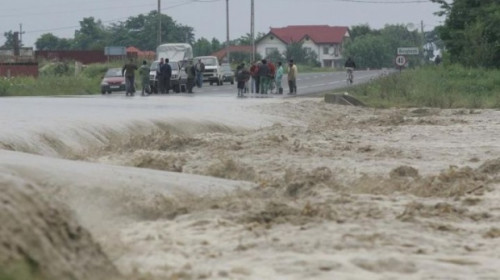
421;20;425;43
251;0;255;62
421;20;426;61
19;24;25;47
157;0;162;46
226;0;230;64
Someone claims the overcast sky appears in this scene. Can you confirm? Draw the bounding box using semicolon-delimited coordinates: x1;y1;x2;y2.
0;0;444;48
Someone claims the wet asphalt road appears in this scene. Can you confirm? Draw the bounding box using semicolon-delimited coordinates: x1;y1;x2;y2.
110;69;388;99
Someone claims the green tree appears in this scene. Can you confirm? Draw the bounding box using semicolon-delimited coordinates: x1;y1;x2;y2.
265;49;285;63
73;17;107;50
1;31;22;49
36;33;63;50
211;38;221;53
432;0;500;67
349;24;378;40
284;42;307;63
193;37;213;56
234;32;266;45
343;24;423;69
344;34;391;68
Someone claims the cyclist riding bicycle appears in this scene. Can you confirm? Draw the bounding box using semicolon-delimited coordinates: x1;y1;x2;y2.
344;57;356;84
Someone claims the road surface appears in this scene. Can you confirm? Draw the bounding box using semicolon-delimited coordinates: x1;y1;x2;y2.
144;69;387;98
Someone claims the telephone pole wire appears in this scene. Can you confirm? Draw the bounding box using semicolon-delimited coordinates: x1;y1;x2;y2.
157;0;162;45
226;0;230;64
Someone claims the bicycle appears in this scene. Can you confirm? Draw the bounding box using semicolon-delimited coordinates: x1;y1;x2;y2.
346;67;354;85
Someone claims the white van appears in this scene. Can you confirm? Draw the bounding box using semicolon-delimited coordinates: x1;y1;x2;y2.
194;56;223;86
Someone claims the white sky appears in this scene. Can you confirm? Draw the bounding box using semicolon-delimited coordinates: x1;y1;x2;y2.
0;0;444;48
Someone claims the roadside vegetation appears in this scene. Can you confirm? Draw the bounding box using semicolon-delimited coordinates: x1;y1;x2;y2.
343;65;500;108
342;0;500;109
0;60;124;97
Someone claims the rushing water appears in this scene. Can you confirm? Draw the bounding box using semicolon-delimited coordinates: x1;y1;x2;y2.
2;96;500;279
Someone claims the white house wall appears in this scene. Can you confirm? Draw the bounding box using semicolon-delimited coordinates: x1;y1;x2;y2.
256;35;287;61
256;30;349;67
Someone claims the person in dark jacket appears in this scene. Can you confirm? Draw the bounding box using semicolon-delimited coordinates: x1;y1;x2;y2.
236;63;250;97
159;58;172;94
122;58;138;96
344;57;356;84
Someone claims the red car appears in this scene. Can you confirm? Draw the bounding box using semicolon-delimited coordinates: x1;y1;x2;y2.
100;68;126;94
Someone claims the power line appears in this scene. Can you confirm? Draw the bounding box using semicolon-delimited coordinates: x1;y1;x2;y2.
0;3;156;18
23;0;196;35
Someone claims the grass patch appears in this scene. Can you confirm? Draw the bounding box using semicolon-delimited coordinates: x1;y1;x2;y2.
0;59;129;97
344;64;500;108
0;75;98;96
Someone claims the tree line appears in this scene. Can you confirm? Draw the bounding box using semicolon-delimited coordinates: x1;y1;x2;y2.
1;11;226;57
2;1;498;69
431;0;500;68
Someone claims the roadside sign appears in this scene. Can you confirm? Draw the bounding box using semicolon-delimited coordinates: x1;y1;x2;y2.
104;46;126;56
397;47;419;55
395;55;406;67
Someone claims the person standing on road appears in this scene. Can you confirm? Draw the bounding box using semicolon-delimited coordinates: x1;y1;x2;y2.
185;59;196;93
138;60;150;96
159;58;172;94
122;58;138;96
156;58;164;94
236;63;250;97
258;59;270;94
268;59;276;94
249;61;259;94
287;59;298;94
194;59;205;88
276;61;284;94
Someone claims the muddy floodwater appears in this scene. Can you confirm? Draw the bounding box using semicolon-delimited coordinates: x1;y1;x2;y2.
1;96;500;279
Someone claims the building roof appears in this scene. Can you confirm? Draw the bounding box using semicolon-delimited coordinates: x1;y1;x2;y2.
126;46;155;59
268;25;349;44
211;45;253;61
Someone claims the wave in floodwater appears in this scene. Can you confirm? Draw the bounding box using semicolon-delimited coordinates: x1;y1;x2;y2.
0;119;240;160
2;101;500;279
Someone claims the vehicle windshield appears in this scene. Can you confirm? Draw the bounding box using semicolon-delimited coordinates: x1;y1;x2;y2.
105;68;122;77
149;61;178;70
221;65;232;72
169;62;179;70
199;57;217;66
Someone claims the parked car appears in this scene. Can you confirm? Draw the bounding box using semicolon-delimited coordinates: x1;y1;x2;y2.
100;68;126;94
193;56;223;86
149;60;187;93
220;64;234;85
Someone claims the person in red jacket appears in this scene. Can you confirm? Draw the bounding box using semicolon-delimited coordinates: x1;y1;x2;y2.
249;61;259;94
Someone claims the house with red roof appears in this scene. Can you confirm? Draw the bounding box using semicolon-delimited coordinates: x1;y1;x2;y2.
256;25;350;68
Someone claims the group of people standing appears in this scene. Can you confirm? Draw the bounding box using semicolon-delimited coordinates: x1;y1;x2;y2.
183;59;205;93
235;59;298;97
121;57;207;96
122;57;301;98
